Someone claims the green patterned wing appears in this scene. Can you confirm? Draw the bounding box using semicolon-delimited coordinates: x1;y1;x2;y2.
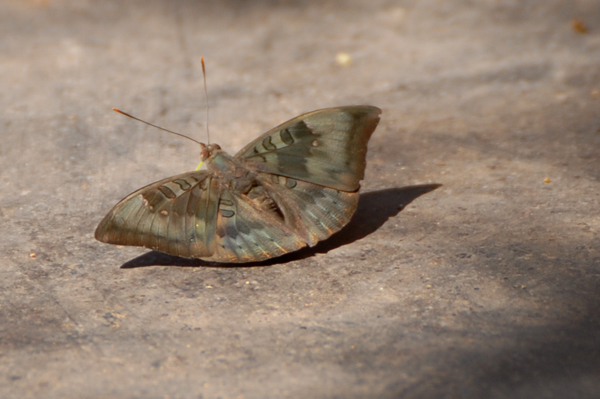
207;188;307;262
235;106;381;192
204;174;360;262
95;171;220;259
251;173;360;247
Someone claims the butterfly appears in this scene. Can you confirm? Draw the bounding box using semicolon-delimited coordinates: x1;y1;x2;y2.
95;106;381;263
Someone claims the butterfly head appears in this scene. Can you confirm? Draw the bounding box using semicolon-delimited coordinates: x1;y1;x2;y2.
200;143;222;161
196;143;221;171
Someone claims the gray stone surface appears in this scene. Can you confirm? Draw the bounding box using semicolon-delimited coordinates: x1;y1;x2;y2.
1;0;599;398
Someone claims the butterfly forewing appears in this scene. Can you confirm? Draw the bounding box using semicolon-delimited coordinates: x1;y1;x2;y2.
95;171;220;259
235;106;381;191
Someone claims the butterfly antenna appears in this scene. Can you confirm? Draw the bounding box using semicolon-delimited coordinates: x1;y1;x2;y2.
112;108;206;147
201;57;210;145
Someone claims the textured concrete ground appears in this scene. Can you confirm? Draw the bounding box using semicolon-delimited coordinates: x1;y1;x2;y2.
1;1;599;398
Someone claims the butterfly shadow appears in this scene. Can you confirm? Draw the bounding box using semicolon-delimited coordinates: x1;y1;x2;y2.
120;183;442;269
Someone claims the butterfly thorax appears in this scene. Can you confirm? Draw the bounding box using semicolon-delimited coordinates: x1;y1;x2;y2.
205;149;285;222
206;150;257;194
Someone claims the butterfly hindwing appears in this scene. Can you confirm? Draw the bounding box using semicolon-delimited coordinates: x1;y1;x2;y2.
210;188;306;262
235;106;381;191
208;174;358;262
253;173;359;246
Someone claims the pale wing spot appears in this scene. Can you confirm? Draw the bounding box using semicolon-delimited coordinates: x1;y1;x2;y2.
285;178;297;189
